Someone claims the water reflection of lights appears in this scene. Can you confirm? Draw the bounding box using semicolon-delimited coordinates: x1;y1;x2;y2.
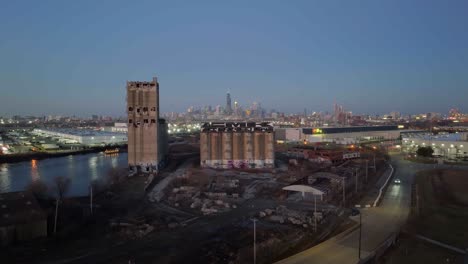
0;163;8;172
31;159;40;181
105;153;119;168
0;163;11;192
68;155;75;170
89;156;98;180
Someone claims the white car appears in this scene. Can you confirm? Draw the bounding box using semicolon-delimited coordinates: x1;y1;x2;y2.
394;179;401;184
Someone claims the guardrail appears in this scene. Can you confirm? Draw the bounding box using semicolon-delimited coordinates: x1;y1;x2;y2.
415;234;467;254
373;163;394;207
359;231;398;263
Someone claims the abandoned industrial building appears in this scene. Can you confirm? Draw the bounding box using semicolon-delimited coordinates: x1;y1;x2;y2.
127;77;168;173
200;122;275;169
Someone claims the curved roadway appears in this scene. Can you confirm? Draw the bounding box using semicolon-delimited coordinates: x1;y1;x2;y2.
276;155;432;264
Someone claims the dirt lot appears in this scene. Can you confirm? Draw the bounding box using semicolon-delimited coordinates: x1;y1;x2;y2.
410;169;468;248
0;143;386;264
380;233;464;264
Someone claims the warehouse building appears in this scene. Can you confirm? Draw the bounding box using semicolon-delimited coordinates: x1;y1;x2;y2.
275;125;409;144
402;132;467;158
101;122;128;133
286;148;360;164
200;122;275;169
33;128;127;146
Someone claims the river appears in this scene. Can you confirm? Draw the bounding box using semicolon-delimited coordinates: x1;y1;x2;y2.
0;152;128;197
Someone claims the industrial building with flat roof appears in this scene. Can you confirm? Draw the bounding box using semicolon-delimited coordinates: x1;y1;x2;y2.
200;122;275;169
275;125;411;144
33;128;127;145
127;76;168;173
402;132;467;158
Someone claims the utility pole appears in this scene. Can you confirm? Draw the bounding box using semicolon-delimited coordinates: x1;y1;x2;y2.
365;160;369;183
416;185;420;216
54;197;59;234
252;218;257;264
358;211;362;260
373;154;377;173
355;167;359;193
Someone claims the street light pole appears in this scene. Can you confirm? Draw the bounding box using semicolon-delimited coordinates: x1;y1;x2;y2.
314;194;317;232
365;160;369;183
252;218;257;264
373;154;376;173
90;184;93;215
358;211;362;260
342;177;346;206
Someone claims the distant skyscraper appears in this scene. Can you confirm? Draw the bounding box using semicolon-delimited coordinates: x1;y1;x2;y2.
127;76;168;173
225;92;232;115
215;105;221;116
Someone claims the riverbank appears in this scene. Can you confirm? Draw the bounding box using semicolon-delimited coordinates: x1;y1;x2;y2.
0;145;127;164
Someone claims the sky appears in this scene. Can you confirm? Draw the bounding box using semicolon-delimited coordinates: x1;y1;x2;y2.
1;0;468;117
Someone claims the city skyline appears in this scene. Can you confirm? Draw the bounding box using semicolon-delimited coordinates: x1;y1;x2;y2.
1;1;468;116
0;88;464;119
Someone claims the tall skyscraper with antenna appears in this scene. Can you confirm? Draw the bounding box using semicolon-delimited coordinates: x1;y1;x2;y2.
226;91;233;115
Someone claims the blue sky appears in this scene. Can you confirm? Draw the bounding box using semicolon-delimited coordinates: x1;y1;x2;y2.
1;0;467;117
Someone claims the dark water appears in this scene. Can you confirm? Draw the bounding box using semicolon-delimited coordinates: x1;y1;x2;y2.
0;152;128;197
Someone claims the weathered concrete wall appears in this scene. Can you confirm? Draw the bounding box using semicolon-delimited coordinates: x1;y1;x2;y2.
200;128;275;169
127;77;167;173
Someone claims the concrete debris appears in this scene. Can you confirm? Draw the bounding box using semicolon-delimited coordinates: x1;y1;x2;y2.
201;207;218;215
212;179;240;189
287;217;303;225
263;206;318;227
180;186;197;192
205;192;228;198
289;159;299;166
110;222;135;227
148;161;192;202
269;215;285;224
136;224;155;238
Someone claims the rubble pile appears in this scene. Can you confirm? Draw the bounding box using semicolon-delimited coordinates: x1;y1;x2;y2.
191;192;240;215
259;206;314;227
110;220;156;239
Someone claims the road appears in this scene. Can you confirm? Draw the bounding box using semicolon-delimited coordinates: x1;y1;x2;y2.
276;155;425;264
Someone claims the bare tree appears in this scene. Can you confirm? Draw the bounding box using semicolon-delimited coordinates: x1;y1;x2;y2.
53;176;71;234
54;176;71;200
26;180;48;199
